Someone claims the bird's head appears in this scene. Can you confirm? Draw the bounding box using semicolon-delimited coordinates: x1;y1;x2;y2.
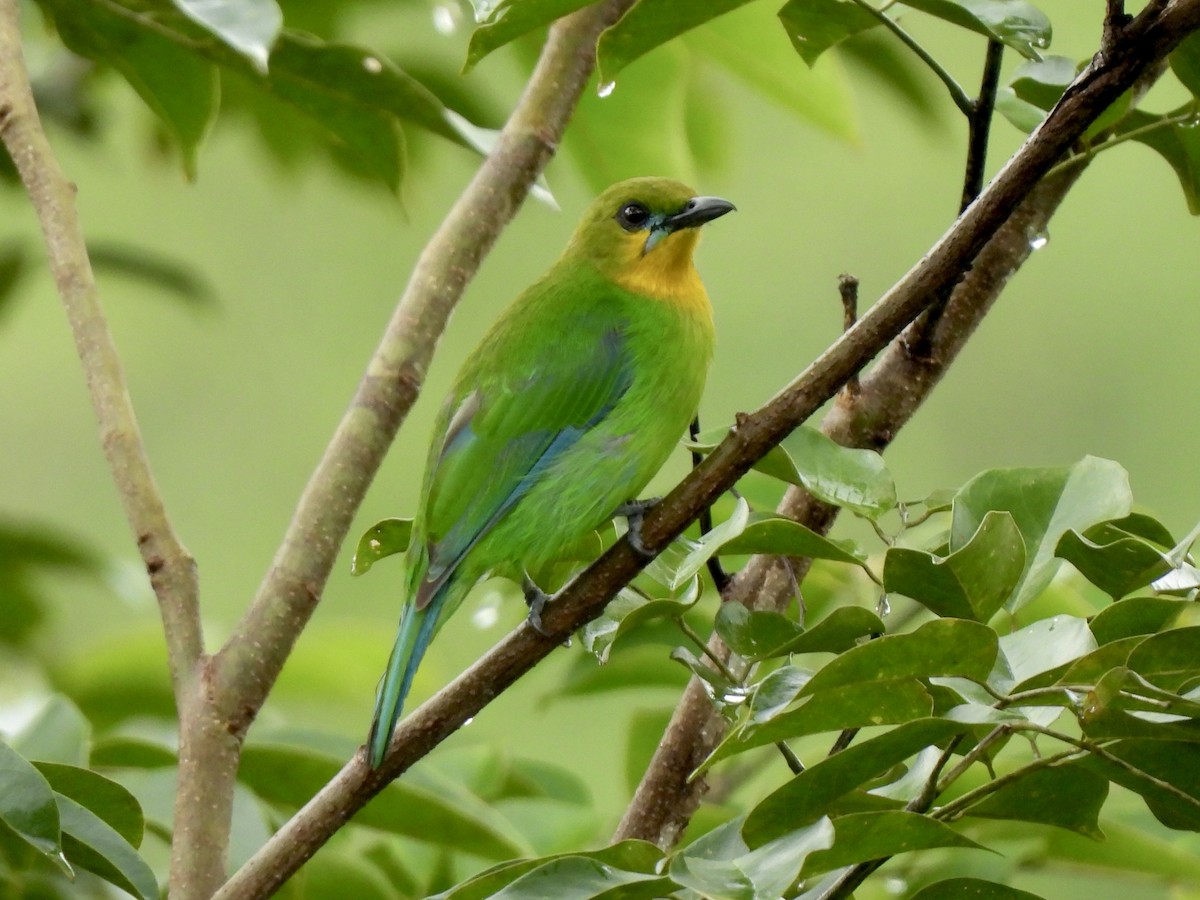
565;177;735;304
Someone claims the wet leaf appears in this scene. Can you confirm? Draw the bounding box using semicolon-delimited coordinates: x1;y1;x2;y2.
952;457;1132;612
884;510;1025;621
351;518;413;575
743;719;968;845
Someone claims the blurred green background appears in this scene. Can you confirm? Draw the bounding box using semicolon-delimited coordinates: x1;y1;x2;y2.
2;0;1198;856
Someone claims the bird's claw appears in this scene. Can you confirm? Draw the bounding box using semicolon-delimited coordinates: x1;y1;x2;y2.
614;497;660;558
522;574;552;636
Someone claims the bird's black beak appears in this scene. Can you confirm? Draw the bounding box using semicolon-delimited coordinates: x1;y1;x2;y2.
665;196;736;232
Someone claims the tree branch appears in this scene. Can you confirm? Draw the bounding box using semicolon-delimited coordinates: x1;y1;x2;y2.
0;1;201;701
211;4;1200;890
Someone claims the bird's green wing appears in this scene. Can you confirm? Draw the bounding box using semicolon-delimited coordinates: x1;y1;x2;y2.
414;299;633;608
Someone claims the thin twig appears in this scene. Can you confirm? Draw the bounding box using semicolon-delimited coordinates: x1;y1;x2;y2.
846;0;974;117
915;37;1005;353
838;275;861;396
961;39;1005;213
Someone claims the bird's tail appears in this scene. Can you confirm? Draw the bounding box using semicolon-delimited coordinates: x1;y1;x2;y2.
367;592;444;768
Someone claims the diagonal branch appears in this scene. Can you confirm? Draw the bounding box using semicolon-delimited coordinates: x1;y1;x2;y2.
212;4;1200;891
0;0;201;696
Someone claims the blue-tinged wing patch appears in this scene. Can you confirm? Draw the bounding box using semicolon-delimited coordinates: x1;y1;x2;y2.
414;324;633;610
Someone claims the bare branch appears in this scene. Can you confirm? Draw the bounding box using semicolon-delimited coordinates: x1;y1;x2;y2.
0;1;201;695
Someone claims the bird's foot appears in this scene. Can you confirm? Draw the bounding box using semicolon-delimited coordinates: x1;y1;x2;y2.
522;574;553;636
614;497;660;558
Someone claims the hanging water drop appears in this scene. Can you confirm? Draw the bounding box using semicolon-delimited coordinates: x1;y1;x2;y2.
1029;230;1049;251
877;594;891;617
598;81;616;98
362;55;383;74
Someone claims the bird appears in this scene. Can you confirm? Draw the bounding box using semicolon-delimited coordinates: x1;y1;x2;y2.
367;177;734;767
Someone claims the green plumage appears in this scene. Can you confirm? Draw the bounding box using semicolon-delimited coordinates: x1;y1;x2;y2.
368;178;733;767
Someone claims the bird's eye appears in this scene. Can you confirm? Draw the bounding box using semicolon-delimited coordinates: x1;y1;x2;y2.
615;202;650;231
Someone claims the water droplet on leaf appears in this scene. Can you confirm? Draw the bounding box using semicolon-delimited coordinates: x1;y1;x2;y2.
362;55;383;74
598;81;616;98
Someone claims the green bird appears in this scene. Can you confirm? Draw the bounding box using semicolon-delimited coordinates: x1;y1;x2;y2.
368;177;734;767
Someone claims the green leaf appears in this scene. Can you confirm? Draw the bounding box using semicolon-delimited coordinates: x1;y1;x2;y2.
884;510;1025;621
465;0;593;71
1170;29;1200;97
799;618;999;697
490;855;672;899
267;35;407;191
42;0;480;189
41;0;218;179
687;3;859;142
89;242;217;308
34;763;143;847
901;0;1051;60
11;695;91;766
172;0;282;73
1090;596;1183;645
239;744;528;859
1008;55;1075;109
582;579;702;664
670;816;834;900
966;762;1108;838
714;604;883;661
704;679;932;769
778;0;882;67
1126;627;1200;693
430;841;665;900
952;457;1132;612
351;518;413;575
667;496;751;590
718;514;869;571
670;647;741;705
743;718;967;845
997;614;1095;691
1082;740;1200;830
910;879;1046;899
1056;525;1173;601
597;0;753;85
1119;108;1200;215
0;740;61;856
1082;704;1200;744
57;794;158;900
799;811;984;877
780;427;896;519
90;735;178;769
